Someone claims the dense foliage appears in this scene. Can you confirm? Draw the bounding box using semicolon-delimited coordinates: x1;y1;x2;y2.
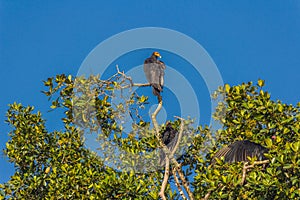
193;80;300;199
1;74;299;199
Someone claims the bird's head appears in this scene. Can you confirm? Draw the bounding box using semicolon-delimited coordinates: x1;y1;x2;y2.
165;121;173;129
152;51;162;59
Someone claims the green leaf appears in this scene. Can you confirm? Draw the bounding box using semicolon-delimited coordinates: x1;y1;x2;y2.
291;142;300;152
265;138;273;148
221;175;227;183
225;84;230;93
257;79;265;87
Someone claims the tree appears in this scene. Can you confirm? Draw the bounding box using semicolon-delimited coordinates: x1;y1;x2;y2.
1;71;299;199
193;80;300;199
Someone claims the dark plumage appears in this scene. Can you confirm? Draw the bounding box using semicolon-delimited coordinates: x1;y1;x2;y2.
213;140;268;164
159;122;179;166
144;52;166;102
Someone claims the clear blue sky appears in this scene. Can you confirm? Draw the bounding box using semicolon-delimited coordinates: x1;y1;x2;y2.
1;1;299;183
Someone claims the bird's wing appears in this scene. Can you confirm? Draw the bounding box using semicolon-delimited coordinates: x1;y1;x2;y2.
213;141;268;163
161;129;170;144
144;61;164;85
242;140;268;160
213;141;248;163
226;142;247;162
166;129;179;153
159;128;169;166
158;61;165;86
213;145;232;162
159;126;178;166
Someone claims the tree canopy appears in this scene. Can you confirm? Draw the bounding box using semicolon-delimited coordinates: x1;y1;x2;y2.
1;72;299;199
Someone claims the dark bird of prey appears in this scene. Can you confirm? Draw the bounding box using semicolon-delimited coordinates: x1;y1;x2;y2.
159;122;179;166
144;52;166;102
212;140;269;164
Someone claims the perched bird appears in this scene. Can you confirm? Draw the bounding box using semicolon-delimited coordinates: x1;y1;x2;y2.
212;140;269;164
144;52;166;102
159;122;179;166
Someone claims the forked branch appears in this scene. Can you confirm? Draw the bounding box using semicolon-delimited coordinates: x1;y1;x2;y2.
114;67;194;199
115;65;150;89
241;160;269;185
151;102;194;200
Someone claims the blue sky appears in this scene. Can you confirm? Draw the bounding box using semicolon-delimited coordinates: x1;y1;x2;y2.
1;1;300;183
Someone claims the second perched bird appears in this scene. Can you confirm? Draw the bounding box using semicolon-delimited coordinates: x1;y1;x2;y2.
159;122;179;166
212;140;269;164
144;52;166;102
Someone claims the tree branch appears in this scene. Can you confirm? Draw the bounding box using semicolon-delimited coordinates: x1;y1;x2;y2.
120;83;150;89
115;65;151;89
202;190;212;200
172;166;187;200
150;101;170;200
151;101;163;130
114;67;193;199
202;183;225;200
173;162;194;200
241;160;269;185
159;156;170;200
116;65;134;86
171;117;195;199
151;104;194;200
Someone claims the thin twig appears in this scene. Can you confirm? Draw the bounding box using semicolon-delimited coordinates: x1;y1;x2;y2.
202;183;225;200
120;83;150;89
172;167;187;200
114;65;151;89
116;65;134;86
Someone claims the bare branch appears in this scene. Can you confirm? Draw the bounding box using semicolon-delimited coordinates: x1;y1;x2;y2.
202;190;212;200
159;156;170;200
116;65;134;86
150;101;170;199
113;67;193;199
151;101;163;129
173;162;194;200
172;167;187;200
202;183;224;200
152;106;194;200
112;65;151;89
241;160;269;185
171;116;195;199
120;83;150;89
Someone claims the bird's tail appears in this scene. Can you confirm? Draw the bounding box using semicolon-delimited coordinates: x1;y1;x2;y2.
151;83;162;102
159;149;166;166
